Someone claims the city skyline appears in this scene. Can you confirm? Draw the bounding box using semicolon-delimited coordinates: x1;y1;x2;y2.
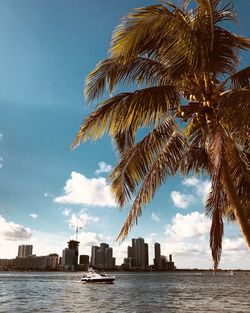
1;237;175;271
0;0;250;270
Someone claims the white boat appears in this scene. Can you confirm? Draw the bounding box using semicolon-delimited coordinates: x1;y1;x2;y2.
80;268;115;283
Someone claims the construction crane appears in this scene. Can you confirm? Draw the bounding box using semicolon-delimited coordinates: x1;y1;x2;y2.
71;225;82;241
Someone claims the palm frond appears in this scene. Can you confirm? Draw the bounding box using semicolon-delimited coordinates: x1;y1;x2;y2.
205;128;225;271
228;67;250;89
181;118;211;175
116;130;186;240
220;89;250;133
110;117;177;207
112;129;135;156
85;57;172;102
72;86;179;148
111;4;207;74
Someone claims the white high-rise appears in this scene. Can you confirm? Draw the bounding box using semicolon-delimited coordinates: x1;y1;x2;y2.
17;245;33;258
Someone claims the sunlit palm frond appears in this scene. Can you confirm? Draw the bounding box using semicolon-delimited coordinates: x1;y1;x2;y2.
211;28;250;75
111;4;208;74
110;5;173;60
181;119;211;175
116;130;186;240
110;117;177;207
72;86;180;148
228;67;250;89
85;57;172;102
213;2;238;24
205;128;225;271
220;89;250;133
112;129;135;156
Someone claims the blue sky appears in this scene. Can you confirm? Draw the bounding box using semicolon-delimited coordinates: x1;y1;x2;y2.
0;0;249;269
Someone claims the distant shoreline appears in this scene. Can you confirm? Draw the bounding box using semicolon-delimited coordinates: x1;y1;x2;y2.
1;269;249;273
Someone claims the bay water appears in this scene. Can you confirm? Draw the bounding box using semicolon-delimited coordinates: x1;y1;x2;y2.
0;271;249;312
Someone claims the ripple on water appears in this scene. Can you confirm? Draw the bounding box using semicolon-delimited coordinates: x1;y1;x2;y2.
0;272;249;313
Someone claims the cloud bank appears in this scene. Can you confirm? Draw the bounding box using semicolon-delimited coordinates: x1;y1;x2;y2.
54;171;117;207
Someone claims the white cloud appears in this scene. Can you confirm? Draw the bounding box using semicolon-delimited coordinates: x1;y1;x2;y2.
183;176;211;202
151;212;160;222
0;215;32;241
162;211;250;269
54;171;117;207
0;133;2;140
170;191;194;209
69;212;99;228
62;208;72;216
30;213;38;219
165;211;210;239
95;161;112;175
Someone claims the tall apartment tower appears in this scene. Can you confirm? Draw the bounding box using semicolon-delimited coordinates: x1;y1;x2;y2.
131;238;148;269
91;246;99;266
144;243;149;267
68;240;79;271
154;243;161;270
18;245;33;258
91;243;115;269
127;246;133;258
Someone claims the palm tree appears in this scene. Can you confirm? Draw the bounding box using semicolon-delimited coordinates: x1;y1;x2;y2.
73;0;250;270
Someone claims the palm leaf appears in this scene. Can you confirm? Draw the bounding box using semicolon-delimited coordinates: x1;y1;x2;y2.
116;130;186;240
112;128;135;155
220;89;250;133
228;67;250;89
110;117;177;207
72;86;179;147
85;56;175;102
205;128;225;271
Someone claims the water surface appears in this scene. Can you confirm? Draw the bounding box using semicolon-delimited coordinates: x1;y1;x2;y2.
0;272;249;312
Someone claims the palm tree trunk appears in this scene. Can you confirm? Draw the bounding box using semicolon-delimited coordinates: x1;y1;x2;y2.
222;163;250;250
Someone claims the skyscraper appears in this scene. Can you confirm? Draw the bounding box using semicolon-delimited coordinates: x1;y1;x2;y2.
17;245;33;258
91;246;99;266
68;240;79;270
90;243;115;269
154;243;161;270
131;237;148;269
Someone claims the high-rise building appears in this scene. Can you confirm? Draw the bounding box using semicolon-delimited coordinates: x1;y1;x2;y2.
144;243;149;267
127;246;133;258
80;255;89;266
154;243;161;270
90;243;115;270
91;246;99;266
68;240;79;270
47;254;59;270
131;238;148;269
61;240;79;271
17;245;33;258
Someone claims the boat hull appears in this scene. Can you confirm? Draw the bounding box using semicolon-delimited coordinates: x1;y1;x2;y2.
81;278;115;284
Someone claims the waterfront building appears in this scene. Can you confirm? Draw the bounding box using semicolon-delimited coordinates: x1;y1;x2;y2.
62;248;76;271
154;243;161;270
127;246;133;258
123;239;175;271
91;246;99;266
144;243;149;267
131;237;148;269
90;243;115;270
47;254;59;270
80;255;89;265
17;245;33;258
15;255;48;271
0;259;15;270
67;240;79;271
